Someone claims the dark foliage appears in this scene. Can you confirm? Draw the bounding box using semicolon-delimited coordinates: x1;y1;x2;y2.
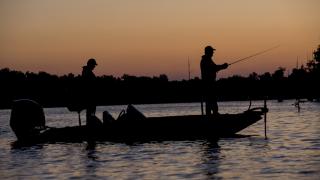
1;46;319;109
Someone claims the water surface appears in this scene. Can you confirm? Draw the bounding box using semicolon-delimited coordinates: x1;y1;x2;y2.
1;100;319;179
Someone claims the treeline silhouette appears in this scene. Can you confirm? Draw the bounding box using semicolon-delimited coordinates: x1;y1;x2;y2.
1;46;319;109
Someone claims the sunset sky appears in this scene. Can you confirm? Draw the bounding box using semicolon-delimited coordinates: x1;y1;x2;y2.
1;0;319;80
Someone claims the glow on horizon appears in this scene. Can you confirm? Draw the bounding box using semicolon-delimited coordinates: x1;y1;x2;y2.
1;0;319;80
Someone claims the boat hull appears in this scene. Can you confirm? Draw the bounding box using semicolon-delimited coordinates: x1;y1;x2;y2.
34;110;264;143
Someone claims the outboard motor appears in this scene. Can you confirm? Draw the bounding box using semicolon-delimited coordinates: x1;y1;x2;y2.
10;99;46;141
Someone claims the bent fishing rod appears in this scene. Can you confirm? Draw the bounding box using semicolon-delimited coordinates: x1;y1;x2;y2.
228;45;280;66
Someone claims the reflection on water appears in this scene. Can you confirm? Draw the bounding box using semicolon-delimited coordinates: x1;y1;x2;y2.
0;100;320;179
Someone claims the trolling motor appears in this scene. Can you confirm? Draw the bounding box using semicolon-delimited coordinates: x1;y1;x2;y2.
10;99;46;141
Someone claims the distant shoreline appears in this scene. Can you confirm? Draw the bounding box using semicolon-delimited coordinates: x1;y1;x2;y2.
1;98;318;110
1;47;319;111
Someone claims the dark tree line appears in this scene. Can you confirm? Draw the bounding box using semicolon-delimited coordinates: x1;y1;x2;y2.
1;45;319;109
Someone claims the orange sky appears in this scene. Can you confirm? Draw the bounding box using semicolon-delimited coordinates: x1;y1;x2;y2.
1;0;319;80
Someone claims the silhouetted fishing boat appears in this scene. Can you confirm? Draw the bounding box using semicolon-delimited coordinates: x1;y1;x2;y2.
10;99;268;143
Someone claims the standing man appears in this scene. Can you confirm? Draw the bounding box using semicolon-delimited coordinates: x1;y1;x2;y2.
82;58;98;125
200;46;228;116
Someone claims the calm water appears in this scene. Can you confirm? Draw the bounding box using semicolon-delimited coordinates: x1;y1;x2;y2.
0;100;319;179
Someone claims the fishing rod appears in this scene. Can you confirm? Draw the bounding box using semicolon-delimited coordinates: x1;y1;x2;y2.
228;45;280;66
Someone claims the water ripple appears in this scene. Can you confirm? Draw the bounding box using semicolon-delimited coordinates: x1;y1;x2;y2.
1;100;320;179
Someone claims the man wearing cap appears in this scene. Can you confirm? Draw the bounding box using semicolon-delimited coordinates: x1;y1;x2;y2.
200;46;228;116
82;58;98;124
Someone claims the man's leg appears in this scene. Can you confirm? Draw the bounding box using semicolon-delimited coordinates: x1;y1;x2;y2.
212;96;219;115
205;100;211;115
212;101;218;115
86;105;96;125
